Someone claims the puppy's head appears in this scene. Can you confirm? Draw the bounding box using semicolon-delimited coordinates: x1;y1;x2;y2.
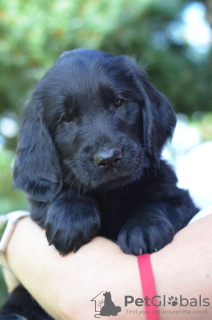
13;49;176;200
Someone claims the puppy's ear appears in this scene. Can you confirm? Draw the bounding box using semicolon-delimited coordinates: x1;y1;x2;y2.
13;99;62;202
141;76;176;166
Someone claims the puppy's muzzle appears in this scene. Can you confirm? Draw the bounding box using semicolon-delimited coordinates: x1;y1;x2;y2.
94;148;122;170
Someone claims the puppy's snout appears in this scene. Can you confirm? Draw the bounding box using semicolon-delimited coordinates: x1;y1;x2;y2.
94;149;122;170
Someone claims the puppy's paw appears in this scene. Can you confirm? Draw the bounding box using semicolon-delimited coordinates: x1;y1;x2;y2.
45;196;101;255
117;217;174;255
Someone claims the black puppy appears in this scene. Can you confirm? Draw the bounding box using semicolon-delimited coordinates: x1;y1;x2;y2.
1;49;198;319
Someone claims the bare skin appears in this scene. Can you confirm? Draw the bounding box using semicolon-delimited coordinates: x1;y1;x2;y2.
3;214;212;320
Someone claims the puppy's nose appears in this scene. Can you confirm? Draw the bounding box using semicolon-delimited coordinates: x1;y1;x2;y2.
94;149;122;169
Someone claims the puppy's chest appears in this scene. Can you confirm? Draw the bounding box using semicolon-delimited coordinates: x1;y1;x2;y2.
94;191;138;240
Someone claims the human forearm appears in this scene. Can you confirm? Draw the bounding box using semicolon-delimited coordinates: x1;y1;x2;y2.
5;215;212;320
5;218;141;320
151;214;212;319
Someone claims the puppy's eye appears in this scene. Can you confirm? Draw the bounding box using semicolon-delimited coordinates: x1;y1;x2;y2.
61;114;74;123
113;97;124;107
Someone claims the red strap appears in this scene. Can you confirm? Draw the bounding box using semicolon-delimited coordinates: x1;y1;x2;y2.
137;254;160;320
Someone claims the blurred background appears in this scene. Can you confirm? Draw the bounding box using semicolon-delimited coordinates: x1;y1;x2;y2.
0;0;211;305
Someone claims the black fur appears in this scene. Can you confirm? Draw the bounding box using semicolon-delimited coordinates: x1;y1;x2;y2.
1;49;198;319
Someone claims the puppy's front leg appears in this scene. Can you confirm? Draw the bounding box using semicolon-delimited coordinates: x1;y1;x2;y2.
45;189;101;255
117;202;175;255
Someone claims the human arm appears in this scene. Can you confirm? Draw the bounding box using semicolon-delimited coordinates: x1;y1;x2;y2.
4;214;212;320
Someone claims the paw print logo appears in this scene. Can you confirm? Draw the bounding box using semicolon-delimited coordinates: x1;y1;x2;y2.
168;296;178;307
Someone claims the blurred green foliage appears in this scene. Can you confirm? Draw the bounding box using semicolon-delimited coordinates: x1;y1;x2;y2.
0;270;7;308
193;112;212;141
0;0;211;122
0;0;211;307
0;149;28;215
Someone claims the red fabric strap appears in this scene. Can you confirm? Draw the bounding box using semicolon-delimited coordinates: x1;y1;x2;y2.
137;254;160;320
